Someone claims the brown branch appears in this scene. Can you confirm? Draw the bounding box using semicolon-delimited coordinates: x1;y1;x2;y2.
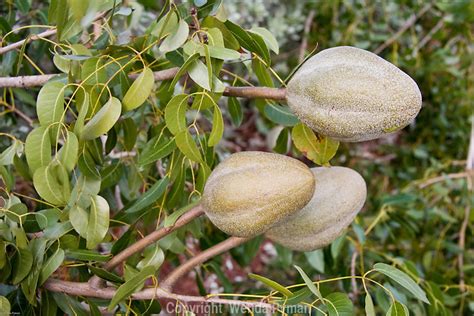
0;29;57;55
89;205;205;288
417;170;474;189
160;236;250;291
299;9;316;63
374;3;433;54
44;278;275;310
0;69;287;100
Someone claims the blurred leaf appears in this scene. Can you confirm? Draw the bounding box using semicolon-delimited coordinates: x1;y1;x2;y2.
123;67;154;111
326;292;353;316
65;249;111;262
386;301;409;316
250;27;279;54
305;249;325;273
138;136;176;166
373;263;429;304
365;294;375;316
0;296;11;315
264;104;298;126
227;97;243;127
294;265;323;302
249;273;293;297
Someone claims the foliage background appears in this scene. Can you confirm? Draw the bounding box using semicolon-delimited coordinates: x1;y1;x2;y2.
0;0;472;315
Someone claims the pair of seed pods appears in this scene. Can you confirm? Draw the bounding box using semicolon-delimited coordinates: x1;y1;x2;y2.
202;46;422;251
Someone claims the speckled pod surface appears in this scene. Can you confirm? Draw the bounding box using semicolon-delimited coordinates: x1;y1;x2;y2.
202;151;315;238
287;46;422;142
266;166;366;251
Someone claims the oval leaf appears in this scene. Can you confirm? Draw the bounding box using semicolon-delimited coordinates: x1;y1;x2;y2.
33;165;68;205
57;131;78;171
39;248;65;285
160;19;189;53
86;195;110;249
164;94;188;135
82;97;121;140
208;105;224;147
25;126;51;173
37;81;65;128
175;130;203;163
122;67;155;111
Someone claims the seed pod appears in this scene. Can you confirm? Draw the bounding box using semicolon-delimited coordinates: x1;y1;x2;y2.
266;166;366;251
287;46;422;142
202;151;315;237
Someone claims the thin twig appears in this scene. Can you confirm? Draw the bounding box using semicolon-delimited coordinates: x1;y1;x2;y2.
299;10;316;63
0;12;108;55
89;205;205;288
160;236;250;291
417;171;474;189
44;278;275;310
374;3;433;54
0;69;288;100
349;250;359;301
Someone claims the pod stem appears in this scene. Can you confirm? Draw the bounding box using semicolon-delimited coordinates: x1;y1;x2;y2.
160;236;251;291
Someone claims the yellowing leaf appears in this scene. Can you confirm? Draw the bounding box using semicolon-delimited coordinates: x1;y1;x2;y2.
292;123;339;166
122;67;155;111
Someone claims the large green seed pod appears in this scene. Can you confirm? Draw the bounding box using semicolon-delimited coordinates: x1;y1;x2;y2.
266;166;366;251
287;46;422;142
202;151;315;238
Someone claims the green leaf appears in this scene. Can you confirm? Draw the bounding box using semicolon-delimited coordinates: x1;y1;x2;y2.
250;27;279;54
292;123;339;166
86;195;110;249
121;118;138;151
165;94;188;135
386;301;409;316
365;294;375;316
33;164;68;205
224;20;270;63
122;67;154;111
25;126;51;173
87;265;123;284
52;292;88;316
252;57;273;87
208;105;224;146
39;248;65;285
68;174;101;209
326;292;354;316
74;91;89;136
138;136;176;166
152;10;178;38
0;139;23;165
108;265;156;311
293;265;324;302
160;19;189;53
81;57;107;85
248;273;293;297
373;263;429;304
207;45;240;60
169;53;200;89
65;249;111;262
188;59;225;92
226;97;242;127
81;97;121;140
0;296;10;315
175;130;203;163
57;131;78;171
69;205;88;238
43;221;73;239
12;248;33;284
137;244;165;270
37;76;65;129
264;104;299;126
125;177;170;214
304;249;325;273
